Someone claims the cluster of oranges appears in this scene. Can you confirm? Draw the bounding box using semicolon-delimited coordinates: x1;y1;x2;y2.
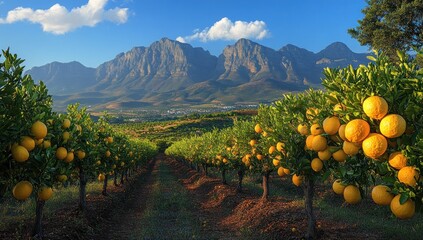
11;121;53;201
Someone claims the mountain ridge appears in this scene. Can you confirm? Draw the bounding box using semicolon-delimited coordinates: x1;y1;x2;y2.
26;38;370;110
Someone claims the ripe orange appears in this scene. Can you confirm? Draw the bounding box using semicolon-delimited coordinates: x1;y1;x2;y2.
76;150;86;160
371;185;394;206
107;136;114;144
62;119;71;129
311;135;327;151
297;123;309;135
268;146;276;154
318;148;332;161
323;116;341;135
345;119;370;143
20;136;35;151
332;180;346;195
390;195;415;219
38;187;53;201
105;150;111;157
332;149;347;162
277;167;285;177
362;133;388;159
311;158;323;172
379;114;406;138
56;147;68;160
398;166;419;187
64;152;74;163
12;145;30;162
342;141;360;156
292;174;303;187
256;154;264;160
305;135;315;150
362;96;388;120
249;139;257;147
310;123;324;136
277;142;285;152
338;124;347;141
31;121;48;139
272;159;280;166
254;124;263;134
388;152;407;170
12;181;33;200
343;185;361;204
283;168;291;175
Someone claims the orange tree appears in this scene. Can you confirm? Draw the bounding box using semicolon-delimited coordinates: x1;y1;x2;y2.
256;89;334;239
0;49;70;237
322;51;423;219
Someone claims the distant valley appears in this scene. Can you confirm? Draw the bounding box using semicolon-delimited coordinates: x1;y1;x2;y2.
26;38;370;111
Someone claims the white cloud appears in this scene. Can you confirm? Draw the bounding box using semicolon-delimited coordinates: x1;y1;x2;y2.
177;17;269;43
0;0;128;34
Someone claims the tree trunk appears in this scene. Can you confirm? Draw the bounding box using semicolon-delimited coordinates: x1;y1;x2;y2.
102;174;109;196
114;172;118;186
262;171;270;201
79;168;87;211
304;177;316;239
32;199;45;238
120;170;125;185
221;168;227;184
237;168;244;193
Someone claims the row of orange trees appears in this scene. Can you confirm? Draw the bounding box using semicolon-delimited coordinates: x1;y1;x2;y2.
165;51;422;239
0;49;158;238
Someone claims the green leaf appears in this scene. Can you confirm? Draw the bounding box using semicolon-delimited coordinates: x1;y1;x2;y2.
399;192;410;204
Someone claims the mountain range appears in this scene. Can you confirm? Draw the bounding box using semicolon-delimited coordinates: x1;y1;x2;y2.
26;38;370;110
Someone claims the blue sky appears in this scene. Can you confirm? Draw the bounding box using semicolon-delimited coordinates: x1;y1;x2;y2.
0;0;369;69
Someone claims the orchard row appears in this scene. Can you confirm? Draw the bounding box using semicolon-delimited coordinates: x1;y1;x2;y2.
166;52;423;238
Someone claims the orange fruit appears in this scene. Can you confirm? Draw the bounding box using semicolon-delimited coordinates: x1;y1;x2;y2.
43;140;51;149
277;167;285;177
345;119;370;143
268;146;276;154
76;150;86;160
343;141;360;156
305;135;315;150
277;142;285;152
38;187;53;201
256;154;264;160
388;152;407;170
311;135;327;151
56;147;67;160
292;174;303;187
62;119;71;129
390;194;415;219
297;123;309;135
283;168;291;175
272;159;280;166
107;136;114;144
105;150;111;157
98;173;106;182
398;166;419;187
343;185;361;204
12;145;30;162
310;123;324;136
254;124;263;134
20;136;35;151
362;133;388;159
12;181;33;200
311;158;323;172
332;149;347;162
62;131;70;141
57;175;68;182
332;180;346;195
371;185;394;206
379;114;406;138
64;152;74;163
318;148;332;161
338;124;347;141
323;116;341;135
31;121;48;139
249;139;257;147
362;96;388;120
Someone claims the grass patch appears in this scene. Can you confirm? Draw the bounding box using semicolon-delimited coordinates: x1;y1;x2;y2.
0;179;108;231
133;161;201;239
